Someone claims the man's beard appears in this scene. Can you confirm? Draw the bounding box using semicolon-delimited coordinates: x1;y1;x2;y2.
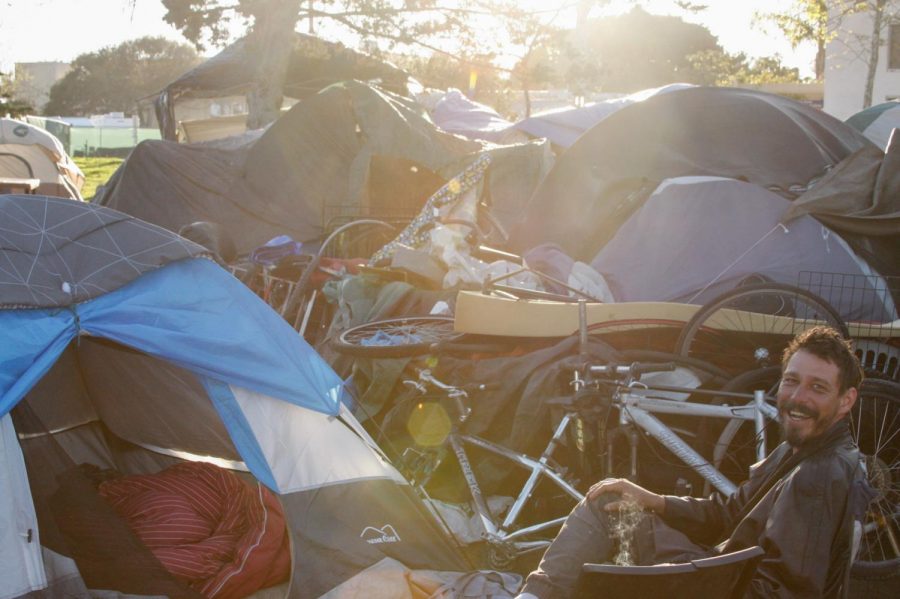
778;400;821;448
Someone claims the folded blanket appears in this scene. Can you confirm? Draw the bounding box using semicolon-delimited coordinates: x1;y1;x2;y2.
99;461;290;599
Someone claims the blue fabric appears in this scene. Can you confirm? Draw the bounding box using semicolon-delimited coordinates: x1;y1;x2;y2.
0;258;342;418
201;377;279;491
0;308;77;417
249;234;306;265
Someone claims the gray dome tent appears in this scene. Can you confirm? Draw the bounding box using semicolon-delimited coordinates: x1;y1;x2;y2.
590;176;895;322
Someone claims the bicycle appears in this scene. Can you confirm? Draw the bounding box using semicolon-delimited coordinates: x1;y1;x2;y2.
333;300;897;579
395;367;584;568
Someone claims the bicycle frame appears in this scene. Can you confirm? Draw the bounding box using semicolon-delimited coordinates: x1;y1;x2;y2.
407;369;585;558
446;413;584;553
613;387;778;496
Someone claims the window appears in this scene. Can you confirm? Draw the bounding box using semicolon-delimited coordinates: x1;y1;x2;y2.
889;23;900;69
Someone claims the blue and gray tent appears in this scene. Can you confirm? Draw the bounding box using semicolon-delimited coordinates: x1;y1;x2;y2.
0;195;464;598
846;101;900;150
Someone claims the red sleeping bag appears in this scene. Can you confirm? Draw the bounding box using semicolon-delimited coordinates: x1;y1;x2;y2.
99;462;290;599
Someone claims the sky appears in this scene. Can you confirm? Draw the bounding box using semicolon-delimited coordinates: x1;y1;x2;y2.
0;0;816;77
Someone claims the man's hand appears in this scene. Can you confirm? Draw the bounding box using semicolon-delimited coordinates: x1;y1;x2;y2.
587;478;665;514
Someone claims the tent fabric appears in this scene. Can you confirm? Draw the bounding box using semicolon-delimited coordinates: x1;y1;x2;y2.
101;81;553;254
845;101;900;150
226;388;405;494
0;194;208;309
784;144;900;237
429;89;520;143
0;413;45;598
511;86;874;260
1;195;467;597
0;258;343;425
589;176;893;322
781;142;900;277
155;33;411;141
0;119;83;199
513;83;694;148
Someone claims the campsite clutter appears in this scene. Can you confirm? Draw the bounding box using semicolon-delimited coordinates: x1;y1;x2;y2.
3;42;900;599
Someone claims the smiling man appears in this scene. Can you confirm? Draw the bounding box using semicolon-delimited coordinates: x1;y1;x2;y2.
517;326;868;599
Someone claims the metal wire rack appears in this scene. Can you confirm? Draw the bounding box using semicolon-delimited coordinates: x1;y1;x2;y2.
798;271;899;380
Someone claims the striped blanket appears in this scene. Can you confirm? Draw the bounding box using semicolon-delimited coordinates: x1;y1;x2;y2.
99;462;290;599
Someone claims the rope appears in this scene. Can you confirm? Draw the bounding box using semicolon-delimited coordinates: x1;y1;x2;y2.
686;223;789;304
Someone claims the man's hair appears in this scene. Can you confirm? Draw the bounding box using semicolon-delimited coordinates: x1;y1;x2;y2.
782;326;863;393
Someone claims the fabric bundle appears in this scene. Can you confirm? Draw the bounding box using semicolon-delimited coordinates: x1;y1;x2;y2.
99;461;290;599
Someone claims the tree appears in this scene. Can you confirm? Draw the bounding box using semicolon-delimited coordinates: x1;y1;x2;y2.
828;0;900;109
757;1;900;108
44;36;200;116
161;0;585;125
0;72;33;118
688;49;801;87
754;0;829;80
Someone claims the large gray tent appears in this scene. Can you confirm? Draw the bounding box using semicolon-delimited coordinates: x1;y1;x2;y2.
511;87;875;261
0;195;465;598
102;81;552;255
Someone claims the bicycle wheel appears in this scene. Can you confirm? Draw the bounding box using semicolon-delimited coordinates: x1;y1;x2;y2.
333;316;464;358
851;379;900;577
675;283;849;373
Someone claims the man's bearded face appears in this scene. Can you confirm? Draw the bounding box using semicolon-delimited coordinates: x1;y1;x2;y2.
777;349;856;448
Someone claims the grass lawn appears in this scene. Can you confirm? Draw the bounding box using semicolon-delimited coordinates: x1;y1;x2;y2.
76;156;123;201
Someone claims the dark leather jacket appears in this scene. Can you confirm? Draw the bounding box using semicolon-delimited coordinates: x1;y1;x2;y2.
661;420;865;598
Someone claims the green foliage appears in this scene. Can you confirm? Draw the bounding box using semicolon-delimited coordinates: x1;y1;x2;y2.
76;157;123;201
44;37;201;116
0;72;33;117
754;0;829;49
688;49;801;86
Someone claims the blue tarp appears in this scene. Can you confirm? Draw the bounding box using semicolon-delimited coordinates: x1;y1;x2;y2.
0;258;342;419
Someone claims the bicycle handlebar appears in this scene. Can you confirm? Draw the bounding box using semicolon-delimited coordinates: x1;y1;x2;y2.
408;369;502;423
587;362;677;378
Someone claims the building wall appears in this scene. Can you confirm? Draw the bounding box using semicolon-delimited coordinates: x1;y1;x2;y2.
14;62;70;112
825;8;900;120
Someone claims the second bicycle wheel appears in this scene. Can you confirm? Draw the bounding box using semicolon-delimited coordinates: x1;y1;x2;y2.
851;379;900;578
333;316;464;358
675;283;849;373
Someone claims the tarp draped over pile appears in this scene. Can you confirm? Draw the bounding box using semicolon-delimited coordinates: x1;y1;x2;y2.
102;81;552;254
155;33;411;141
511;87;875;261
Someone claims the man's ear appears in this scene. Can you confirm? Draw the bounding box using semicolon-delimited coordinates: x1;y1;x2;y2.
838;387;858;419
